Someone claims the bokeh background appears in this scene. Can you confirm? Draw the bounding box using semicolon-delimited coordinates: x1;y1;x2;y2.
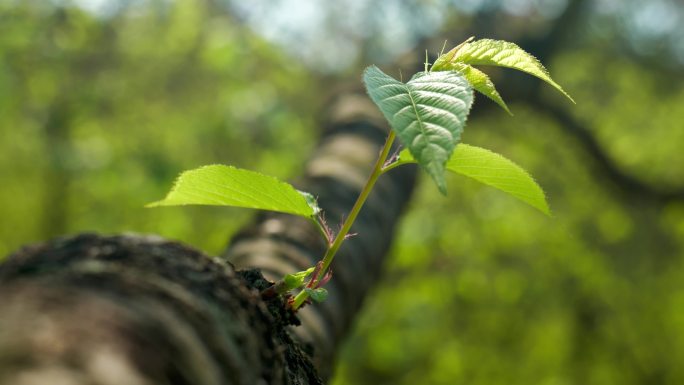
2;0;684;384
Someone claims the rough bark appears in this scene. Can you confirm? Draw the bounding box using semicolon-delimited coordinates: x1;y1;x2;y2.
0;88;417;384
0;234;314;385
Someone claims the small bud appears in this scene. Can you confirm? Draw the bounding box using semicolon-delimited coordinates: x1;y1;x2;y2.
304;287;328;303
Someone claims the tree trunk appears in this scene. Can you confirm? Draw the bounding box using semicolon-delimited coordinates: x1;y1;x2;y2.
0;88;417;384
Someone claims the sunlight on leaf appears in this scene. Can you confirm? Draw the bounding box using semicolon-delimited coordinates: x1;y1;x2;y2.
147;165;316;218
363;65;474;194
437;62;512;115
393;145;550;215
452;38;574;103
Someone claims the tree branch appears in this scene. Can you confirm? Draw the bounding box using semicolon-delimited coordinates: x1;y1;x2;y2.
0;88;418;384
224;89;418;379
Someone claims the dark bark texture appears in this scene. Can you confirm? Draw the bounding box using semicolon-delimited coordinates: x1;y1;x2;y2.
0;90;417;384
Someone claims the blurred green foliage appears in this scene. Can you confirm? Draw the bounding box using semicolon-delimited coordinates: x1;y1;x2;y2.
2;1;684;385
336;104;684;385
0;1;317;256
335;54;684;385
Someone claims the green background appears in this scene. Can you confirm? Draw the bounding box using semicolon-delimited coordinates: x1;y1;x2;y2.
2;1;684;384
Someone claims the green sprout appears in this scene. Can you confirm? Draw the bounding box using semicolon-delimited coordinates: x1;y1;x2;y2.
148;37;573;310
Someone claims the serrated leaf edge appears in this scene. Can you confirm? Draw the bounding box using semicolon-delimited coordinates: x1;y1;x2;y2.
454;39;574;103
391;145;551;215
146;164;315;218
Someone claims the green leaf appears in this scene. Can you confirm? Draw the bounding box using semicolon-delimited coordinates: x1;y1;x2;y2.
304;287;329;303
147;164;316;218
363;65;474;194
284;267;316;290
299;190;322;216
394;145;550;215
438;62;511;115
431;36;474;70
452;39;574;103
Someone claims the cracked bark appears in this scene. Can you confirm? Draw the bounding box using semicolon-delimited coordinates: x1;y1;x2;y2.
0;89;417;384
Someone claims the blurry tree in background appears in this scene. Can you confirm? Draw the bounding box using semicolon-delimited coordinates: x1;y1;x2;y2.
0;0;318;256
2;0;684;384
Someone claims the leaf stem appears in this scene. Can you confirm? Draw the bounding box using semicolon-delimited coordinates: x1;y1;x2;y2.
291;130;397;309
381;157;406;174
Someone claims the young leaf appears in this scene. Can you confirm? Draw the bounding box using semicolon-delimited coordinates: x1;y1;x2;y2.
431;36;474;70
147;164;317;218
304;287;328;303
363;65;473;194
299;190;322;216
393;145;550;215
452;39;574;103
283;267;316;290
438;62;511;115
